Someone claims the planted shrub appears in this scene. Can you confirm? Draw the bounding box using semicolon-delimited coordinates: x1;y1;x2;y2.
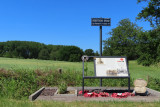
58;81;67;94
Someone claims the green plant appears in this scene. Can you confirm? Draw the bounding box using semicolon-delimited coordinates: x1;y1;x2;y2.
58;81;67;94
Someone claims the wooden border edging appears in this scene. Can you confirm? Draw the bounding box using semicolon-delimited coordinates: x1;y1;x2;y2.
29;87;45;101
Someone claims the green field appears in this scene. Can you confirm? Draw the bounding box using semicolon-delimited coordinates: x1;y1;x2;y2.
0;57;160;80
0;57;84;71
0;57;160;106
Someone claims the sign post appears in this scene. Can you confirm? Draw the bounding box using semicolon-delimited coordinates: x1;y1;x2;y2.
91;18;111;86
100;26;102;86
100;26;102;56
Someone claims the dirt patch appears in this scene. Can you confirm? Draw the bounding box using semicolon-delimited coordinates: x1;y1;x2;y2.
40;89;57;96
56;90;76;94
64;90;75;94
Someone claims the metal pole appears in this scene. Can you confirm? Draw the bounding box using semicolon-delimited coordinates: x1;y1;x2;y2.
82;78;84;95
100;26;102;86
82;60;84;95
100;26;102;56
128;77;130;92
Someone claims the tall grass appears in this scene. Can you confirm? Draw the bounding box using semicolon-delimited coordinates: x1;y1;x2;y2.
0;68;135;99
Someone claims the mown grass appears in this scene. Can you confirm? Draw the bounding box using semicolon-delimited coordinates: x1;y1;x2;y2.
0;57;85;71
0;98;160;107
129;60;160;79
0;57;160;79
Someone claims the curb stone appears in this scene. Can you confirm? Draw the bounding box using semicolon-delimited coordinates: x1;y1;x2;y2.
29;87;45;101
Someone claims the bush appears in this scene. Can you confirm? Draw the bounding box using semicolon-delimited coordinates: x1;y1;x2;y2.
58;81;67;94
137;28;160;66
137;53;154;66
147;77;160;92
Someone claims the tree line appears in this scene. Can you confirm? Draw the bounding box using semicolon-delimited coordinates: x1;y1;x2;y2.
0;41;98;62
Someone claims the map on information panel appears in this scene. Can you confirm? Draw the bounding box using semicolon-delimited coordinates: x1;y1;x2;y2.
95;58;128;77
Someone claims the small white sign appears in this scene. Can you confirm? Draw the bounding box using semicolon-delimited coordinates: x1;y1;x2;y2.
96;58;128;77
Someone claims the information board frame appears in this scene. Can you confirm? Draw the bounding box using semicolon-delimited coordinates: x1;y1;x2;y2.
95;57;129;77
82;56;130;94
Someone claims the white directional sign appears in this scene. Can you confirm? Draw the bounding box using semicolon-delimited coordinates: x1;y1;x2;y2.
91;18;111;26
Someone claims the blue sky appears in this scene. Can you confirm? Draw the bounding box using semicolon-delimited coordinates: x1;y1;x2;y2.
0;0;151;52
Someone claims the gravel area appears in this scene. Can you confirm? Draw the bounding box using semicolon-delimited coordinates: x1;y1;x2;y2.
35;87;160;102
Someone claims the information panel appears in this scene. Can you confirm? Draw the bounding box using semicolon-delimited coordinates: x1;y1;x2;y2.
95;58;128;77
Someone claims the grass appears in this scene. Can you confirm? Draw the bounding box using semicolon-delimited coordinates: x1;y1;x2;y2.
0;57;85;71
0;98;160;107
0;57;160;106
129;60;160;80
0;57;160;80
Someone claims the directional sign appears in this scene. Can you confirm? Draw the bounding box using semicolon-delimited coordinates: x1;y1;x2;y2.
91;18;111;26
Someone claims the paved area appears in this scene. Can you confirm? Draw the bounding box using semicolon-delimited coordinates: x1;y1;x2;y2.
36;87;160;102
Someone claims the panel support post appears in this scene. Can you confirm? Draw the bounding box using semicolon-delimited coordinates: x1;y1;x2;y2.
128;77;130;92
82;78;84;95
100;26;102;87
82;60;85;95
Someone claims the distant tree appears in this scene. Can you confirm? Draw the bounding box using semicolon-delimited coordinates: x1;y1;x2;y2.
57;46;83;62
137;0;160;27
50;51;59;60
103;18;142;60
137;27;160;66
94;51;99;56
38;49;50;60
46;45;54;53
27;42;44;59
49;45;63;60
84;49;94;56
4;51;12;58
0;42;4;56
157;43;160;62
69;54;82;62
136;0;160;66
